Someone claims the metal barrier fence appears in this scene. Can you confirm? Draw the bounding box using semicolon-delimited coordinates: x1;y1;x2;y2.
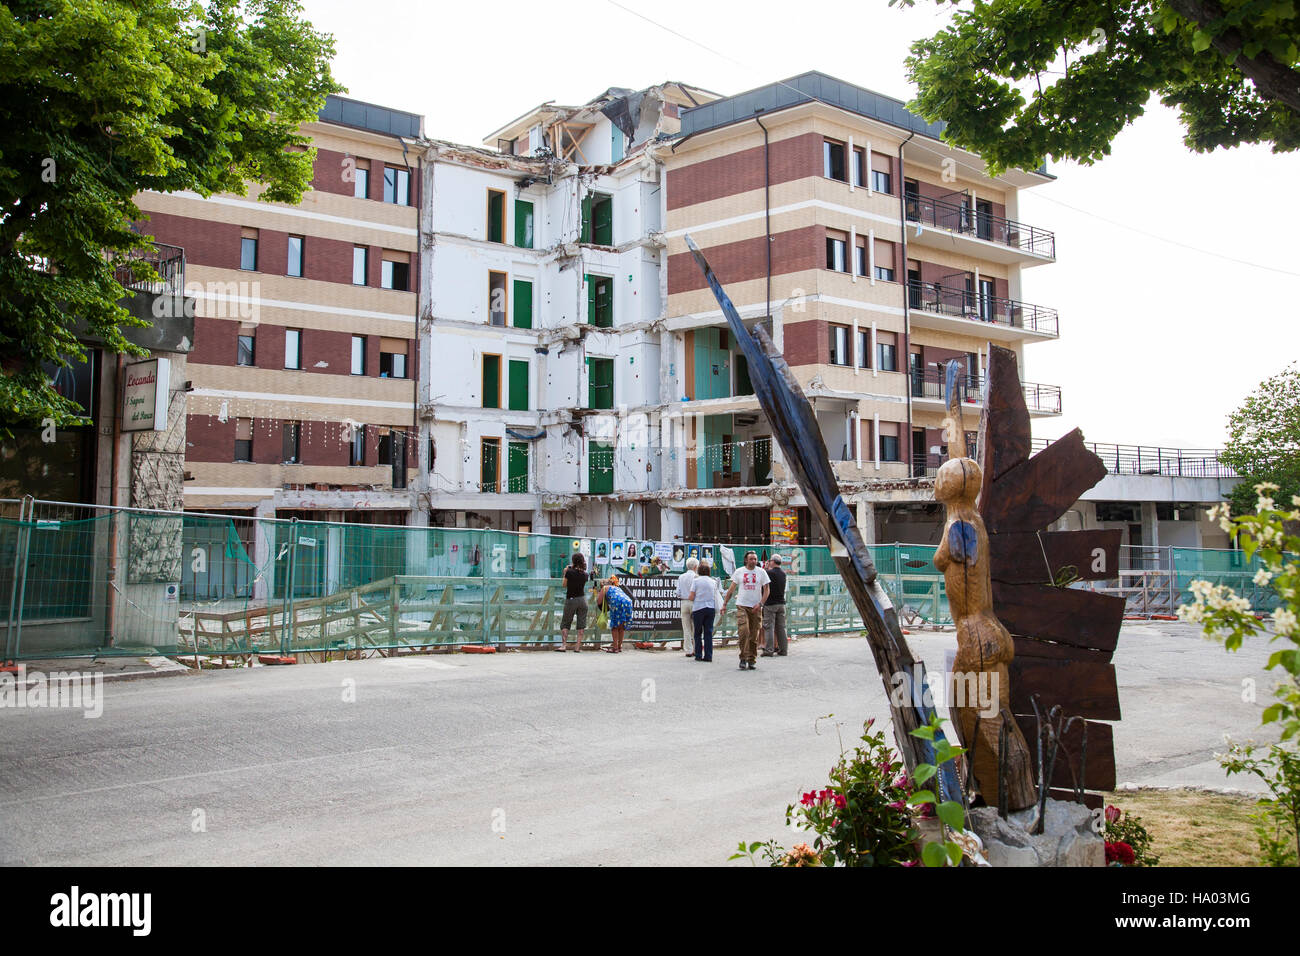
0;498;958;661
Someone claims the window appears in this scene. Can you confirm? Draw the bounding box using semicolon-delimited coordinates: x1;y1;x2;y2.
581;193;613;245
351;335;366;376
587;357;613;409
482;354;501;408
871;153;892;194
237;334;255;367
284;329;301;370
428;436;436;473
353;246;368;286
852;147;866;187
875;264;896;282
379;338;407;379
507;441;528;493
488;272;507;326
825;231;847;272
282;421;300;464
377;428;393;465
353;160;370;199
239;231;258;271
874;239;896;282
287;235;303;277
480;438;500;493
871;170;892;194
512;278;533;329
383;167;410;205
514;199;534;248
855;241;867;277
234;418;252;462
508;359;529;411
856;330;870;369
381;255;409;291
823;140;846;182
879;422;901;462
876;331;898;372
588;441;614;494
611;125;624;163
349;425;366;466
487;189;506;243
829;324;850;366
586;274;613;327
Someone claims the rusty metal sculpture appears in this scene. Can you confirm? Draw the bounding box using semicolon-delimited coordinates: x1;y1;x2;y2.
933;361;1036;811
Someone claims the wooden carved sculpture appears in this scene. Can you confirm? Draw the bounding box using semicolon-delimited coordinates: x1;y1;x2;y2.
934;362;1036;811
978;345;1127;809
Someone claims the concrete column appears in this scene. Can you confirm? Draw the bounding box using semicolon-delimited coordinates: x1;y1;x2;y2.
1141;501;1159;550
857;499;877;546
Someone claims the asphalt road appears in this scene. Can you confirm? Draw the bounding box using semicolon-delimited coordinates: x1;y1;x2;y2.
0;621;1280;866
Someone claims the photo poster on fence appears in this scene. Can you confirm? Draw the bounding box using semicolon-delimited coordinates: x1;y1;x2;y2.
573;538;592;562
621;575;684;631
623;540;638;572
594;538;611;566
611;540;625;563
701;545;714;574
686;544;701;562
662;541;683;571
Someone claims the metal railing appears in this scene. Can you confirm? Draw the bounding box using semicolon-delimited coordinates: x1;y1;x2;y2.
907;281;1059;338
1030;440;1237;479
905;194;1056;259
689;437;773;489
113;242;185;296
909;369;1062;415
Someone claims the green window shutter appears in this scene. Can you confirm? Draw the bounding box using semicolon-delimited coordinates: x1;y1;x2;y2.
513;200;534;248
586;357;613;409
595;277;612;328
507;441;528;493
580;195;592;243
488;192;504;243
589;441;613;494
482;355;500;409
508;359;529;411
481;440;499;493
585;274;595;324
512;279;532;328
592;197;613;245
611;126;624;163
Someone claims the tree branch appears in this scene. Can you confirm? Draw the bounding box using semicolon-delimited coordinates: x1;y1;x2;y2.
1166;0;1300;115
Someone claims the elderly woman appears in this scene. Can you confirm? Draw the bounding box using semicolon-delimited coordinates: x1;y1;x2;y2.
594;574;633;653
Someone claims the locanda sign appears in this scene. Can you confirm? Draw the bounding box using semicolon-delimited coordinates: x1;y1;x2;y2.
121;357;170;432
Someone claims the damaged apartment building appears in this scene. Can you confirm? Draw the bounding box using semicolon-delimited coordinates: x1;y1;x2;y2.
416;74;1063;545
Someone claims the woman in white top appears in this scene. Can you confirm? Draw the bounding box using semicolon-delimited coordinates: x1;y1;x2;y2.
688;561;720;662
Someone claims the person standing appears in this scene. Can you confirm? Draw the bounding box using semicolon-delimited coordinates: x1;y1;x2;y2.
559;552;589;652
761;554;788;657
721;550;770;670
676;556;699;656
688;561;719;662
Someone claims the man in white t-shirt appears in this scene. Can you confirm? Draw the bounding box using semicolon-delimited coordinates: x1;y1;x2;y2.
676;556;699;656
720;550;770;670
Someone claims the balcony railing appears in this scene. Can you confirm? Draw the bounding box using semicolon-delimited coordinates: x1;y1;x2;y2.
905;194;1056;259
114;242;186;296
909;369;1062;415
907;281;1058;337
1030;440;1238;479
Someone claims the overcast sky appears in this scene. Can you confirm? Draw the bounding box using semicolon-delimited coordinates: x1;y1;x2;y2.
299;0;1300;449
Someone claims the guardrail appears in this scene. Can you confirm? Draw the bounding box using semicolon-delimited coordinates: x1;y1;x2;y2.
905;194;1056;258
114;242;185;296
910;369;1062;415
907;281;1058;337
1030;440;1237;478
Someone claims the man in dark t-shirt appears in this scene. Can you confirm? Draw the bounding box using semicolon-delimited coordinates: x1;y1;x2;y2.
560;556;589;652
761;555;789;657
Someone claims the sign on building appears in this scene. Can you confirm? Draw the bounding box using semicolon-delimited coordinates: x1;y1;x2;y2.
122;357;170;432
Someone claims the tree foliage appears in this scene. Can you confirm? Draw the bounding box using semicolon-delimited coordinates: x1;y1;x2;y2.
0;0;341;429
1221;363;1300;515
895;0;1300;174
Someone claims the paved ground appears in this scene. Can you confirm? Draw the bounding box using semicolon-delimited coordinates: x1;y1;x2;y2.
0;620;1281;866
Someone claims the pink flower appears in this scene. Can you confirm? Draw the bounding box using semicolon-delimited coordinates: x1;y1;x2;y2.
888;800;907;812
864;718;875;731
1105;841;1135;866
800;791;818;807
1105;805;1121;823
833;794;847;809
892;774;911;790
818;788;834;803
901;859;920;867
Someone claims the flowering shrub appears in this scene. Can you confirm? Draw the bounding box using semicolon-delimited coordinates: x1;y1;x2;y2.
730;718;921;867
1179;483;1300;865
1102;804;1159;866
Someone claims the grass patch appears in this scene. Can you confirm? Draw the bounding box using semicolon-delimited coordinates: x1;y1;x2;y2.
1105;789;1263;867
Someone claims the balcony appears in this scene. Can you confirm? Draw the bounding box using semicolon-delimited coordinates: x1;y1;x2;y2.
907;281;1058;339
1029;440;1238;479
905;194;1055;263
688;438;774;490
909;369;1061;417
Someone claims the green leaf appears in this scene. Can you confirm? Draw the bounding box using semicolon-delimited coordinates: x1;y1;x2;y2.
946;842;963;866
936;801;966;830
907;790;936;806
911;725;936;741
922;842;948;868
913;764;938;785
1262;703;1283;724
